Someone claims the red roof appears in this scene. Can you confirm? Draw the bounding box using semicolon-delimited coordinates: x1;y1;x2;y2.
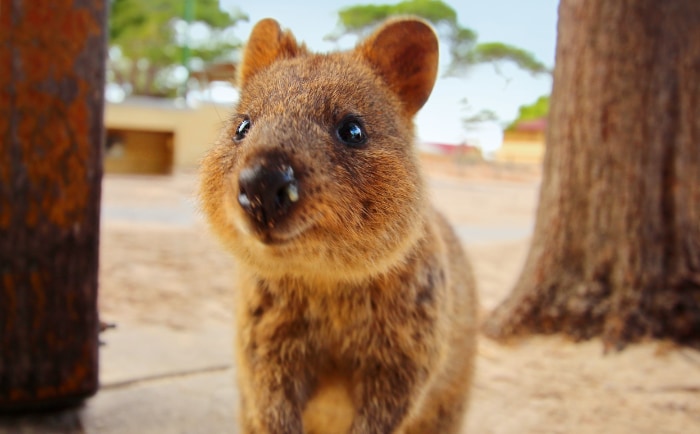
513;117;547;132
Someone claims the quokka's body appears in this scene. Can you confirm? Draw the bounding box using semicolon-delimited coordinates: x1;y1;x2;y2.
199;17;477;434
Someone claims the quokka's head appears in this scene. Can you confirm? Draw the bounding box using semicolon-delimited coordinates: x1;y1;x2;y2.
200;17;439;284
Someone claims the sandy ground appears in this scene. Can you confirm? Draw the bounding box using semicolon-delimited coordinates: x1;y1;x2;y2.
98;157;700;433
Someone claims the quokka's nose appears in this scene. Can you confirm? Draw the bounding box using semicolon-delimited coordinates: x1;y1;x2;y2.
237;158;299;227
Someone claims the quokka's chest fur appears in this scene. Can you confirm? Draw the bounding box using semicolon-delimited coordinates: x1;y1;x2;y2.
236;233;448;358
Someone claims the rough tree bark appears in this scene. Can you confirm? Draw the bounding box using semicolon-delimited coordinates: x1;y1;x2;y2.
0;0;106;410
484;0;700;349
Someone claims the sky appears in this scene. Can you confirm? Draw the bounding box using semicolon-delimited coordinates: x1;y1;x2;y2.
217;0;559;152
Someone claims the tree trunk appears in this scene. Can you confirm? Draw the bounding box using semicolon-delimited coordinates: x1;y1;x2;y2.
0;0;106;410
484;0;700;349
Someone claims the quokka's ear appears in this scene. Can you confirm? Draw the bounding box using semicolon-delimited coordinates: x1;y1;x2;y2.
238;19;306;86
358;18;439;117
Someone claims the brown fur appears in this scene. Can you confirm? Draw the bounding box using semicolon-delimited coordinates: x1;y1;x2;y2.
199;17;477;434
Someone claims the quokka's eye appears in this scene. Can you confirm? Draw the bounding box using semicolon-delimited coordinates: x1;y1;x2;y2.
234;117;251;142
335;115;367;148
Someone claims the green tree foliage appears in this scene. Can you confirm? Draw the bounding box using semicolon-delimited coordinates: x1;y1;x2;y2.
463;109;499;129
460;98;499;130
334;0;459;31
109;0;247;97
469;43;550;76
506;95;550;130
330;0;549;77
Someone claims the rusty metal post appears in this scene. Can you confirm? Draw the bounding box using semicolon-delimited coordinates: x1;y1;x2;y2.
0;0;106;411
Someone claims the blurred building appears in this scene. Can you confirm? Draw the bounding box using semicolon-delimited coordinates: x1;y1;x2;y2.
495;117;546;164
104;97;229;174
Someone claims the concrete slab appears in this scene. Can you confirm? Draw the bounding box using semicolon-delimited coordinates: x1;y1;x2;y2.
99;321;232;387
0;321;237;434
89;320;237;433
82;369;237;434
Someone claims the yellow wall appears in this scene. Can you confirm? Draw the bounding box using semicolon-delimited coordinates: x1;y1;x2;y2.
496;130;546;165
105;99;230;172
